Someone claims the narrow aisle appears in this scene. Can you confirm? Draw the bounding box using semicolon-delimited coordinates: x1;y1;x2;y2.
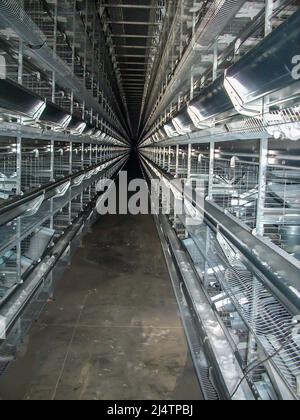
0;154;201;401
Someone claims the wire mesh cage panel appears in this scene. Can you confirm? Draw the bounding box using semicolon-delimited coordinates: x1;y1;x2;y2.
101;145;108;163
72;142;83;173
56;30;73;68
159;148;167;171
54;142;71;180
20;225;54;276
55;87;72;114
212;145;259;229
71;194;83;219
97;146;103;163
53;202;71;240
91;146;97;165
90;181;96;198
2;47;19;83
20;199;52;242
182;221;300;400
190;146;210;179
264;146;300;259
0;271;54;375
190;146;210;195
0;138;17;201
21;139;52;193
0;245;19;302
24;0;55;44
178;146;188;178
22;71;52;101
168;146;177;176
74;54;84;82
20;272;53;334
83;144;92;168
83;187;91;206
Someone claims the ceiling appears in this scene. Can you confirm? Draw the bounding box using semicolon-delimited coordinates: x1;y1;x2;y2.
101;0;161;138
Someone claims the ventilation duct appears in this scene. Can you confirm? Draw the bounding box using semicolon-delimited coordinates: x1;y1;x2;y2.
187;77;233;129
224;10;300;116
0;79;45;120
164;123;179;138
39;102;71;130
144;0;247;132
68;117;86;135
92;130;104;139
83;125;96;136
172;106;197;135
0;0;125;136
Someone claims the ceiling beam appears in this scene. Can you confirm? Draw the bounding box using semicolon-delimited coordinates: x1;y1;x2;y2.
117;54;150;58
118;62;148;66
115;45;150;50
108;21;160;26
101;4;164;10
111;34;157;39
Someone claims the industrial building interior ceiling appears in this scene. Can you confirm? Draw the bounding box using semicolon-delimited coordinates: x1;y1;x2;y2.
0;0;300;402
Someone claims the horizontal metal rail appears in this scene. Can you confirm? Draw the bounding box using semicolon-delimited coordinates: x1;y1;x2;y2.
0;0;127;139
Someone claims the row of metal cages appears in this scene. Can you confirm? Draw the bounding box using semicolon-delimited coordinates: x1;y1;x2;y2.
148;0;203;96
141;154;300;400
0;148;126;311
175;208;299;400
0;0;119;134
143;138;300;261
3;0;115;114
2;40;113;129
0;137;120;200
0;155;126;375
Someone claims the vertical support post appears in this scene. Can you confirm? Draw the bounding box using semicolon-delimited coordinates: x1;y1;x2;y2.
50;139;55;182
81;142;84;170
208;142;215;200
91;10;96;94
71;0;77;114
50;139;55;230
52;0;58;103
179;0;184;58
69;142;73;175
175;145;179;178
168;146;172;172
98;145;102;163
256;138;268;236
18;40;23;85
83;0;88;88
212;41;218;82
16;135;22;284
265;0;274;36
187;144;192;180
17;0;23;85
162;147;166;169
190;66;194;101
16;136;22;196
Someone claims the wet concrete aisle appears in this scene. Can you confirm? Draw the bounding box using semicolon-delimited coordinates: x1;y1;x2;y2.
0;154;201;400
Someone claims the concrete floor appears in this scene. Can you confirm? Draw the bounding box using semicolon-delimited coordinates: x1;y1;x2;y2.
0;211;201;400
